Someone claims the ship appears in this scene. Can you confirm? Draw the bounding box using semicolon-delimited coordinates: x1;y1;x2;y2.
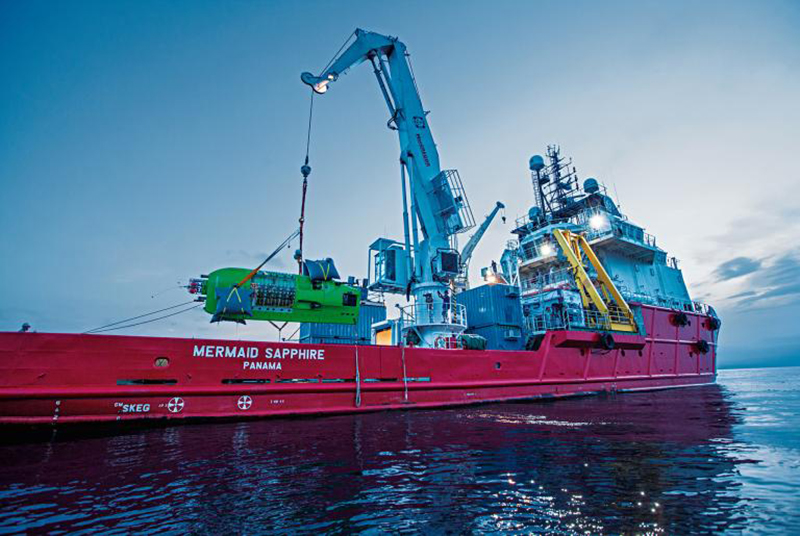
0;29;719;426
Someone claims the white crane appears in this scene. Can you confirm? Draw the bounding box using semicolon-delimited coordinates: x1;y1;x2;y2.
302;29;476;347
455;201;505;291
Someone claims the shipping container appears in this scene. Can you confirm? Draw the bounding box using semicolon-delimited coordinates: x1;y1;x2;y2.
299;302;387;345
456;284;523;330
466;324;525;351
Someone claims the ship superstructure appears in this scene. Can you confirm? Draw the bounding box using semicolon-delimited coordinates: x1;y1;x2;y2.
491;146;706;344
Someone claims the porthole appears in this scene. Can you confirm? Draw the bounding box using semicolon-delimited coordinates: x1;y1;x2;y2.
154;357;170;368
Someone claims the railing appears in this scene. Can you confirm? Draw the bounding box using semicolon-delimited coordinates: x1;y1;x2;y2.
612;288;715;317
520;267;575;293
620;290;657;305
585;220;657;248
514;214;571;231
518;237;561;264
526;310;568;332
667;256;680;269
691;302;717;316
400;302;467;328
432;169;475;235
524;305;635;333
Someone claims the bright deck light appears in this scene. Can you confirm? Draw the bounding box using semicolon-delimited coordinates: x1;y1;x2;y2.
589;214;607;230
540;243;554;256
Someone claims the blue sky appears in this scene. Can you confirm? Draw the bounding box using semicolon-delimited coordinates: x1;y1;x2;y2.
1;0;798;368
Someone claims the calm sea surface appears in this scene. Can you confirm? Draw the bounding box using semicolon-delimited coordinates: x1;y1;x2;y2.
1;367;798;534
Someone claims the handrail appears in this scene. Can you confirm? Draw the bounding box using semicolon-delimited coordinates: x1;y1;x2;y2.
400;302;467;328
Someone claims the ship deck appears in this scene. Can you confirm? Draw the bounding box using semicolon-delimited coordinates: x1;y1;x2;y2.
0;305;716;426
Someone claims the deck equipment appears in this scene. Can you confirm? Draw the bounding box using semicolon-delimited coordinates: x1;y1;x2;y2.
552;229;638;333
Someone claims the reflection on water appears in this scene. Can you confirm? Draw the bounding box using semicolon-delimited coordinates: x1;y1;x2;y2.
1;367;799;534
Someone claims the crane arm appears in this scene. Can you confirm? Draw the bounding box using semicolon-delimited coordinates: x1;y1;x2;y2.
460;202;504;265
301;31;397;96
302;29;468;266
302;29;476;346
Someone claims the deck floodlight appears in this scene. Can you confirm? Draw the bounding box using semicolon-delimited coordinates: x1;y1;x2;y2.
301;72;335;94
589;214;607;230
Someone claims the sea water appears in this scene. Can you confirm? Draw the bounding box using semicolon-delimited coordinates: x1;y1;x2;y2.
1;367;798;534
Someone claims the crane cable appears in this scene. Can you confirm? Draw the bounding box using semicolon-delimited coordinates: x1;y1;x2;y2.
297;30;356;274
304;89;315;160
298;90;314;273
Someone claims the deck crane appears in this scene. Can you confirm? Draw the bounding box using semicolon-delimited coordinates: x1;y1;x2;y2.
302;29;477;347
455;201;505;291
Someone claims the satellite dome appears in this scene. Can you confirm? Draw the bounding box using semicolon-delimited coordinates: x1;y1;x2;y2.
528;206;542;221
529;155;545;171
583;178;599;193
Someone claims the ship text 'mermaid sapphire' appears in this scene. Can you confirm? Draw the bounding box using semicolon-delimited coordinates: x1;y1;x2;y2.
0;29;720;426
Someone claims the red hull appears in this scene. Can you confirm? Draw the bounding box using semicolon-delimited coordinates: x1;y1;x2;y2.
0;305;716;425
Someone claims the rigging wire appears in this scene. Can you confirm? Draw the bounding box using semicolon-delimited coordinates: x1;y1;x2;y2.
405;50;422;99
83;300;199;334
298;170;309;273
304;29;356;160
235;227;301;288
320;30;356;74
86;304;203;334
150;282;183;299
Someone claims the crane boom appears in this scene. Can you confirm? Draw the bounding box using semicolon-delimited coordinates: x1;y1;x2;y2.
303;29;475;347
455;201;504;291
304;31;446;247
461;202;505;264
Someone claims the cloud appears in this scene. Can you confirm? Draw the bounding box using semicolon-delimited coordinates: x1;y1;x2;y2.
762;254;800;286
713;256;762;281
224;249;289;270
757;281;800;300
727;290;756;300
728;251;800;309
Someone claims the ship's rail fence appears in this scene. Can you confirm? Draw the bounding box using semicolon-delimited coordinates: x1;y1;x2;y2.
400;302;467;328
525;300;716;334
520;267;576;294
524;306;633;334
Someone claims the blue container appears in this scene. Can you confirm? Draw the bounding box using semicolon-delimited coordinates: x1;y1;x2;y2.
457;284;523;330
467;324;525;351
300;302;387;345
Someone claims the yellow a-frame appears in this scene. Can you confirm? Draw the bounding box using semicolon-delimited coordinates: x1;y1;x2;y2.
551;229;638;333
